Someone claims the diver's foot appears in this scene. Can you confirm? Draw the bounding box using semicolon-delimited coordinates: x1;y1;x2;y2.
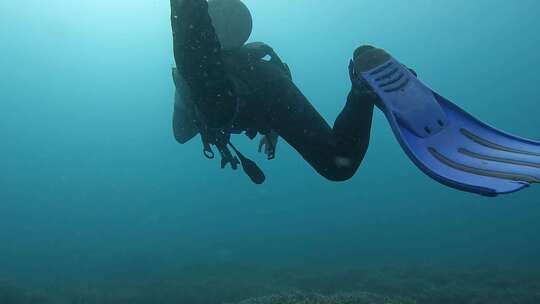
349;45;390;91
353;45;376;59
353;45;391;72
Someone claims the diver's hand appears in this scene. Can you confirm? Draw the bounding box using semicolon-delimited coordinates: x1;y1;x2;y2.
258;131;278;160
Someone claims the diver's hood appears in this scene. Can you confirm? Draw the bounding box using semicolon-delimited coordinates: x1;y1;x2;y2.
208;0;253;49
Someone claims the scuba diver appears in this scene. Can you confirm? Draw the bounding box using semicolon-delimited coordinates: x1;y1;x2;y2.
171;0;540;196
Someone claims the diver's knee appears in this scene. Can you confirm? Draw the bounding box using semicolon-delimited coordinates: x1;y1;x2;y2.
323;169;355;182
320;158;359;182
324;172;354;182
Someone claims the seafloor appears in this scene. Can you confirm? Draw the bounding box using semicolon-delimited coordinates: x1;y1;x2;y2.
2;263;539;304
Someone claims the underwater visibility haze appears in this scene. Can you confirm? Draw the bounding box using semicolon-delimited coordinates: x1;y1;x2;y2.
1;0;540;303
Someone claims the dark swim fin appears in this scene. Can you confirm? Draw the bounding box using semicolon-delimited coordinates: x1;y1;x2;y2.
356;48;540;196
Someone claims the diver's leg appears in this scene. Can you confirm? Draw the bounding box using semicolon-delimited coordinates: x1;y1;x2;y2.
267;77;375;181
331;89;376;173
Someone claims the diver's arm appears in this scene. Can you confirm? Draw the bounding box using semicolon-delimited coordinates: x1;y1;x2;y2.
170;0;237;128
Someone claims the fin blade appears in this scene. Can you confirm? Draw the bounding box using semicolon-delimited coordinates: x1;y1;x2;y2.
434;93;540;155
430;148;539;185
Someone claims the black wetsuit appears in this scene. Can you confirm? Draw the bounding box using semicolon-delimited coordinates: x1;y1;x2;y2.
171;0;378;181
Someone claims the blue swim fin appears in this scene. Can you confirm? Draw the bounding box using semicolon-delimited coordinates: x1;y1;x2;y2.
356;48;540;196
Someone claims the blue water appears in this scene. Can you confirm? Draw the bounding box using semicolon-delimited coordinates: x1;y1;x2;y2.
1;1;539;303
